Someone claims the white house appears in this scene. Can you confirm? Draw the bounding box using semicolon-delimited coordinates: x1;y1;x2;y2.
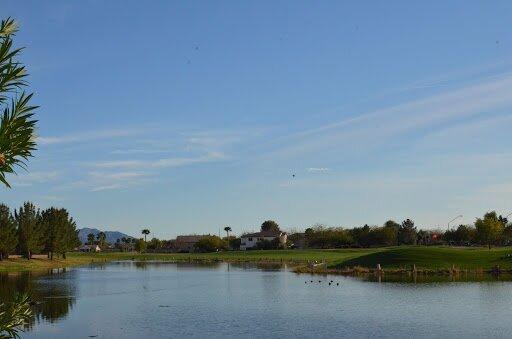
240;231;287;250
78;244;101;252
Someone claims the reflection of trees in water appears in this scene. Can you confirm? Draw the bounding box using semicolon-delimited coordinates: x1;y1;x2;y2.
0;269;76;329
230;262;285;271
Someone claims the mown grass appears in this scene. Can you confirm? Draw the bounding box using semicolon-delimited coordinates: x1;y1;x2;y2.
334;246;512;270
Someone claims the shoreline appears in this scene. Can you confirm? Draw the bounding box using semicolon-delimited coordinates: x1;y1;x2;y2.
2;246;512;277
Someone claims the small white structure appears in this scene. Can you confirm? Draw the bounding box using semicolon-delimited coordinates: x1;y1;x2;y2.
79;244;101;252
240;231;287;250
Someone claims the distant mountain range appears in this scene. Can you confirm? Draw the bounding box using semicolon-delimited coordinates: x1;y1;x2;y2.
78;228;134;244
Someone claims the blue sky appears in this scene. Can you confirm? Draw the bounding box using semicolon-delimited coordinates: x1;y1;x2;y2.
3;1;512;238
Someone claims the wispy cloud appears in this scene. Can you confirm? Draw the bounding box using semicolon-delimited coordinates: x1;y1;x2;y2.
268;72;512;158
11;171;60;187
37;128;146;145
90;183;124;192
307;167;330;173
94;152;226;169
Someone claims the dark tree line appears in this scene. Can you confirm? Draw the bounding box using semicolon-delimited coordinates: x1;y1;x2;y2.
0;202;79;260
304;219;419;249
301;212;512;250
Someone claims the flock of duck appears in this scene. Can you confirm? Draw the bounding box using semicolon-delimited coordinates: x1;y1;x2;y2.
305;279;340;286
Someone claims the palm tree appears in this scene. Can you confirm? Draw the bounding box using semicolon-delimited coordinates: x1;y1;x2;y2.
142;229;150;242
87;233;95;245
224;226;232;238
0;18;38;188
97;232;106;248
0;18;35;335
224;226;232;250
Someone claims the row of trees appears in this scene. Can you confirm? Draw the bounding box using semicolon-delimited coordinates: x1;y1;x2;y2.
85;212;511;255
303;212;511;249
444;212;512;249
304;219;418;248
0;202;80;260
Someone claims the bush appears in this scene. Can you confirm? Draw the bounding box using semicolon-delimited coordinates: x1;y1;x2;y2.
194;236;227;253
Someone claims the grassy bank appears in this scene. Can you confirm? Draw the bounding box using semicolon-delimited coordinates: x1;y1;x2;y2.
0;249;379;272
2;246;512;274
333;246;512;270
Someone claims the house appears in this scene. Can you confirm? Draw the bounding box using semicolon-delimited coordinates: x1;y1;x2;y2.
240;231;287;250
174;235;210;252
78;244;101;252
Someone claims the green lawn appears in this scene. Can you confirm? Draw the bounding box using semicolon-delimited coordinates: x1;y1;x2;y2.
335;246;512;270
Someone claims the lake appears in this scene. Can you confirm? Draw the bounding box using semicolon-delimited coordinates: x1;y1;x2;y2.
2;261;512;338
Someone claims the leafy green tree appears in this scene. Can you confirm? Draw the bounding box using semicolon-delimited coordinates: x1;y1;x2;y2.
41;207;79;259
260;220;280;232
15;202;44;259
0;204;17;260
445;225;477;246
134;238;146;253
306;224;353;248
228;237;241;250
383;220;400;245
141;228;150;242
194;236;227;253
255;238;280;250
0;18;38;188
502;224;512;245
96;232;106;249
475;211;504;249
87;233;95;245
398;219;417;245
147;237;162;250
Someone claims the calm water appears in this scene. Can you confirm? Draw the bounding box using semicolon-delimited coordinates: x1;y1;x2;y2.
2;262;512;338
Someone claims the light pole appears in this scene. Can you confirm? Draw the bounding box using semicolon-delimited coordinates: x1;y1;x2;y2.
447;215;463;231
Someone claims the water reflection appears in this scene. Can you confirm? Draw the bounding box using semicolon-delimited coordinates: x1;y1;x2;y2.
4;262;512;338
0;270;76;329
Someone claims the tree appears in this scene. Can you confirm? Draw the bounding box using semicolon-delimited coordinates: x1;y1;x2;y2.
398;219;417;245
260;220;280;232
15;202;44;259
41;207;79;260
141;229;150;242
96;232;106;249
87;233;95;245
194;236;227;253
0;204;16;260
224;226;232;238
475;211;504;250
147;238;162;250
134;238;146;253
0;18;38;188
384;220;400;245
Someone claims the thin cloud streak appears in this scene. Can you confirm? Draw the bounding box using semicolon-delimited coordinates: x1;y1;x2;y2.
267;72;512;159
94;152;226;169
37;128;148;145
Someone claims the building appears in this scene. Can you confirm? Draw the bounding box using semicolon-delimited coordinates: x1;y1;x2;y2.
240;231;287;250
174;235;210;252
78;244;101;252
